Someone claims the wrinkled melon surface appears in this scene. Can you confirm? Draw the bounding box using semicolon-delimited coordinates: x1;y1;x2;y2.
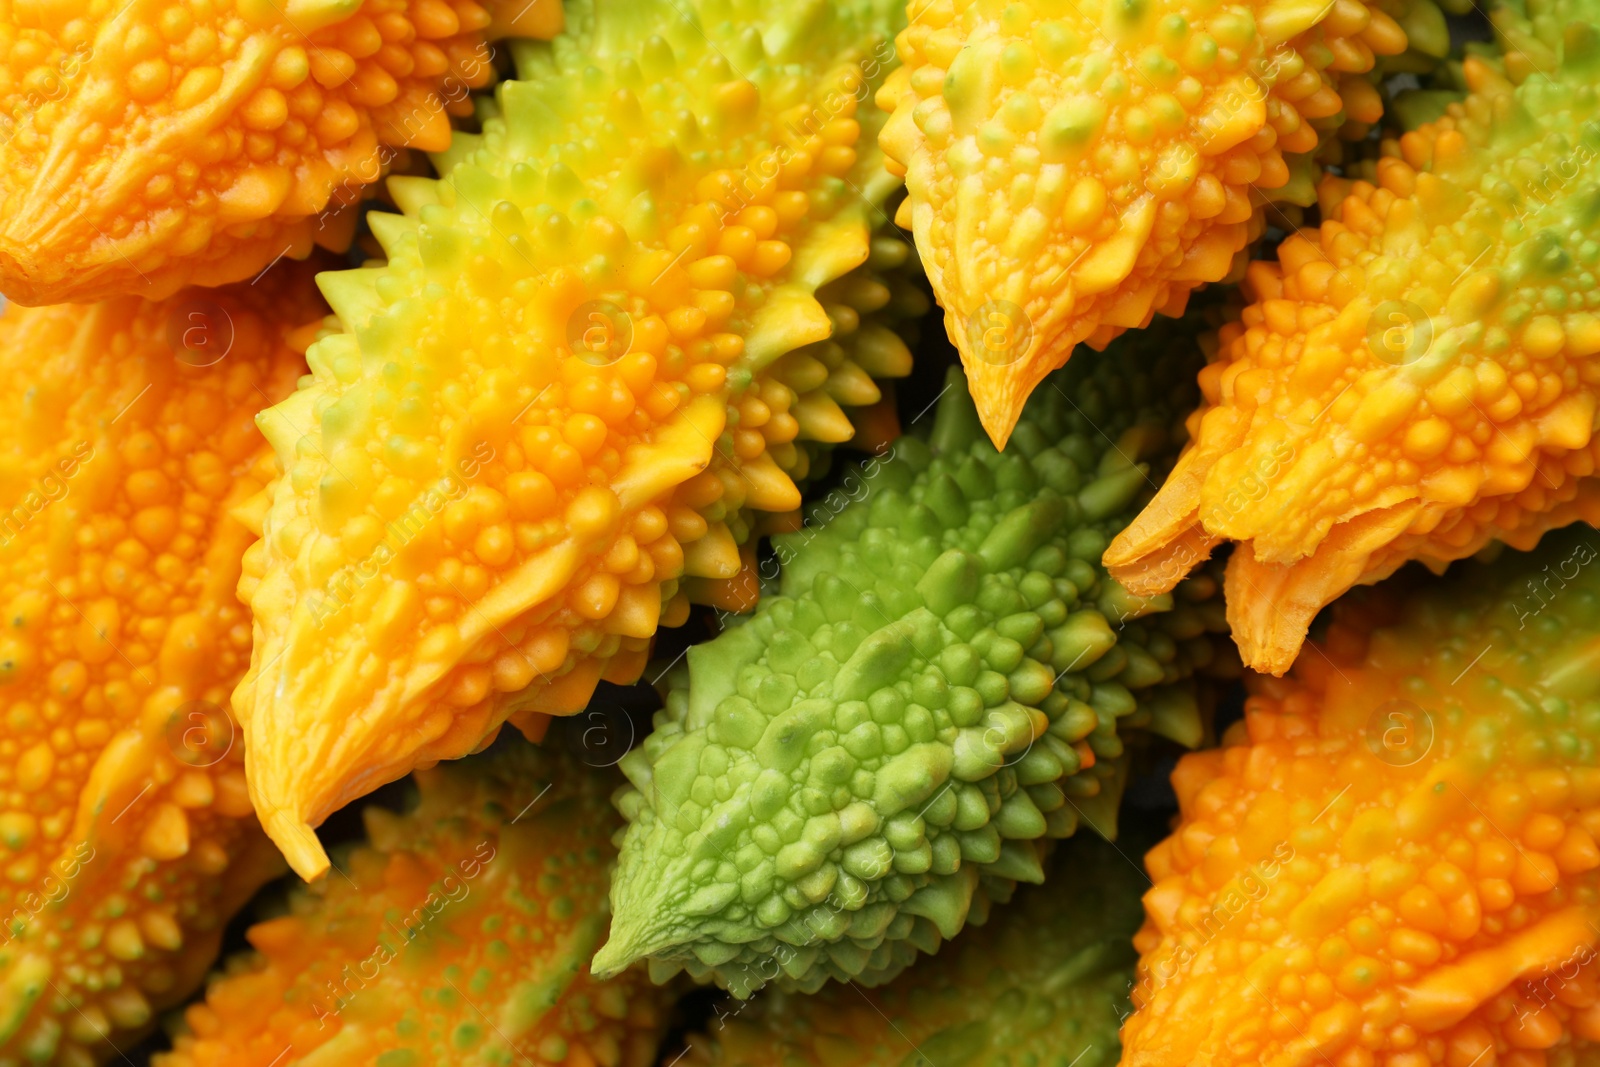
597;322;1232;995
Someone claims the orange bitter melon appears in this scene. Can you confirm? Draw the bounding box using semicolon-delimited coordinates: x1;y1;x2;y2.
155;738;673;1067
0;0;561;305
876;0;1415;447
1105;0;1600;673
234;0;912;880
1124;525;1600;1067
0;266;323;1065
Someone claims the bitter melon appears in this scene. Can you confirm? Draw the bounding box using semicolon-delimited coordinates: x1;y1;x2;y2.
683;230;924;614
235;0;912;880
0;0;561;305
594;323;1231;996
1105;0;1600;673
155;738;672;1067
678;833;1143;1067
0;266;323;1065
1124;524;1600;1067
877;0;1416;447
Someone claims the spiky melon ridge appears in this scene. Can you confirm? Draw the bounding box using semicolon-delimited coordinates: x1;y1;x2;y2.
681;227;924;614
0;0;562;305
1106;0;1600;674
236;0;911;880
0;268;323;1066
678;832;1143;1067
156;739;673;1067
876;0;1416;447
594;324;1232;997
1125;524;1600;1067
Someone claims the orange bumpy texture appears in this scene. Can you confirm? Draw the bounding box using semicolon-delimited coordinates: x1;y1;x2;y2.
876;0;1412;446
1106;0;1600;673
0;267;323;1065
155;739;673;1067
233;0;909;880
0;0;562;305
1125;525;1600;1067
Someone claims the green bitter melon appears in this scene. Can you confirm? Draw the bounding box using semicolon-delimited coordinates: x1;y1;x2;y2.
593;323;1232;995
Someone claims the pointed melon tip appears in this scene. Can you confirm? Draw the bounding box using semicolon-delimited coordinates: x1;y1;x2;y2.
262;805;330;882
951;344;1035;452
590;924;656;980
592;889;694;980
973;390;1020;452
0;240;55;307
1225;596;1303;678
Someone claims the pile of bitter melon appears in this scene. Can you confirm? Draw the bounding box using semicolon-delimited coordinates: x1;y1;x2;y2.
2;0;1600;1063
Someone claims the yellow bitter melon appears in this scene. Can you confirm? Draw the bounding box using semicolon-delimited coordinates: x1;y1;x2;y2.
235;0;912;880
687;228;926;614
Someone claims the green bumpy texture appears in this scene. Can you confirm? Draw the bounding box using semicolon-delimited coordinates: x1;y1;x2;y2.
678;833;1145;1067
593;327;1231;995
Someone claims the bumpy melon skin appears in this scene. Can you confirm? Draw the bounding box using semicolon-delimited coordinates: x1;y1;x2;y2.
1105;0;1600;674
156;741;673;1067
594;324;1232;997
685;230;926;614
0;268;324;1066
0;0;562;305
678;833;1143;1067
236;0;911;881
1124;525;1600;1067
876;0;1415;447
